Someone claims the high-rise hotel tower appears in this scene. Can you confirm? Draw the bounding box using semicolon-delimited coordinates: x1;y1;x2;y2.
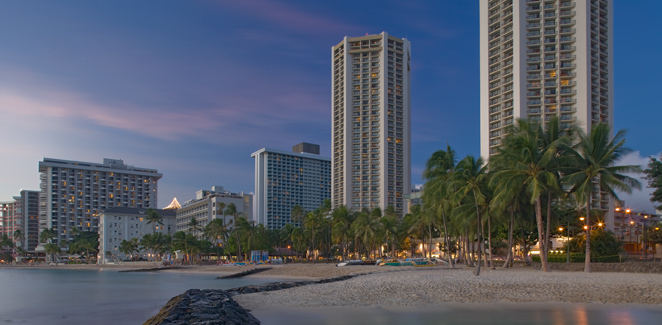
480;0;614;227
38;158;161;246
332;32;411;215
480;0;613;158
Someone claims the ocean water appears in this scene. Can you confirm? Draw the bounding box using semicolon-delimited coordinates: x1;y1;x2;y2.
255;304;662;325
0;268;282;324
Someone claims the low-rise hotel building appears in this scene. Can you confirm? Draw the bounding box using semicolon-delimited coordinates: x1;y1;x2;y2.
176;186;252;238
98;207;176;264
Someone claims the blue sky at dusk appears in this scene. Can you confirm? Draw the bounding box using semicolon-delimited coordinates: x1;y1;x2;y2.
1;1;660;212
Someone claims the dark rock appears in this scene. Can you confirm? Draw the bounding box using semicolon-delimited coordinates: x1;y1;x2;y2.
217;267;272;279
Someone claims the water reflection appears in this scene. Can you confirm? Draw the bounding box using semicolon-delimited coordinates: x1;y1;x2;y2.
254;303;662;325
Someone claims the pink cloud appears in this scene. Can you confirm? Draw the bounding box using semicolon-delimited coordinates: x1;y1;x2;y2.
219;0;361;35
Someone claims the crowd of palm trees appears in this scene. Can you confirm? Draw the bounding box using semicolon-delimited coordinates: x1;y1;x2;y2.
28;120;641;275
422;118;640;275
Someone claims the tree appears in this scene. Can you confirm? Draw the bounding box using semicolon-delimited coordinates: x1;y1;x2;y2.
119;238;140;260
145;208;163;234
172;231;197;265
644;154;662;210
304;211;323;263
204;218;231;252
224;203;243;262
450;155;487;276
13;229;24;249
40;228;56;244
423;144;457;267
563;123;641;272
291;205;306;227
380;206;400;260
68;231;99;263
44;243;61;263
188;217;202;237
488;119;566;273
332;205;354;261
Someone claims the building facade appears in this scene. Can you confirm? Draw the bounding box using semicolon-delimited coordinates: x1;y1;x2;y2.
480;0;613;158
331;32;412;215
13;190;40;251
0;201;16;243
176;186;252;237
38;158;162;246
98;207;176;264
480;0;614;226
252;143;331;229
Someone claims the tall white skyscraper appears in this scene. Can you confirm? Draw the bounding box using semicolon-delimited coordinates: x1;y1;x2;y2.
480;0;614;226
480;0;613;158
332;32;411;215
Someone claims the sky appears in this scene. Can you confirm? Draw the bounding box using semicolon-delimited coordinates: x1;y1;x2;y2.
1;1;660;213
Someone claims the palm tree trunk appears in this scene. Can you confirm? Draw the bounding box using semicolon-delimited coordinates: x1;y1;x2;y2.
441;210;453;268
584;202;591;273
428;225;433;259
535;197;551;272
503;208;514;268
473;190;482;276
545;191;553;258
487;211;494;270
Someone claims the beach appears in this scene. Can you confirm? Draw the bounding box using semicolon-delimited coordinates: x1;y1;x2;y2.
6;262;662;324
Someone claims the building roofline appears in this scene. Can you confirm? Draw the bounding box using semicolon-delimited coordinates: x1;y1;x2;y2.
251;148;331;161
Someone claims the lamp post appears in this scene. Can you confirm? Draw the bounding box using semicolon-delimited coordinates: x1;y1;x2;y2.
643;215;648;261
560;226;570;264
630;220;634;252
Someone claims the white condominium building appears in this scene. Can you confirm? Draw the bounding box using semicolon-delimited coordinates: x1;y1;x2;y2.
252;143;331;229
332;32;412;215
480;0;614;221
38;158;162;246
176;186;252;237
98;207;176;264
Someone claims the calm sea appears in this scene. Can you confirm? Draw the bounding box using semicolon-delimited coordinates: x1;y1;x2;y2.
3;268;662;325
0;268;282;324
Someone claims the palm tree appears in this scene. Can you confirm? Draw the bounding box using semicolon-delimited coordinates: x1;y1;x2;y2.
224;203;242;261
44;243;61;263
423;144;458;267
450;155;487;276
291;205;306;227
304;211;324;263
188;217;202;237
332;205;353;261
489;119;565;272
39;228;56;244
13;229;24;249
145;208;163;234
562;123;641;272
119;238;140;261
381;206;400;260
351;209;380;259
291;226;304;260
172;231;197;265
204;219;231;251
408;204;438;259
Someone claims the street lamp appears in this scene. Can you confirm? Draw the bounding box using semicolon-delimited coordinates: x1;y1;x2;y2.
643;215;648;260
560;226;570;264
630;220;635;250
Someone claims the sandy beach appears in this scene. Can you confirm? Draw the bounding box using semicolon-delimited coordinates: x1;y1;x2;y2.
228;264;662;324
